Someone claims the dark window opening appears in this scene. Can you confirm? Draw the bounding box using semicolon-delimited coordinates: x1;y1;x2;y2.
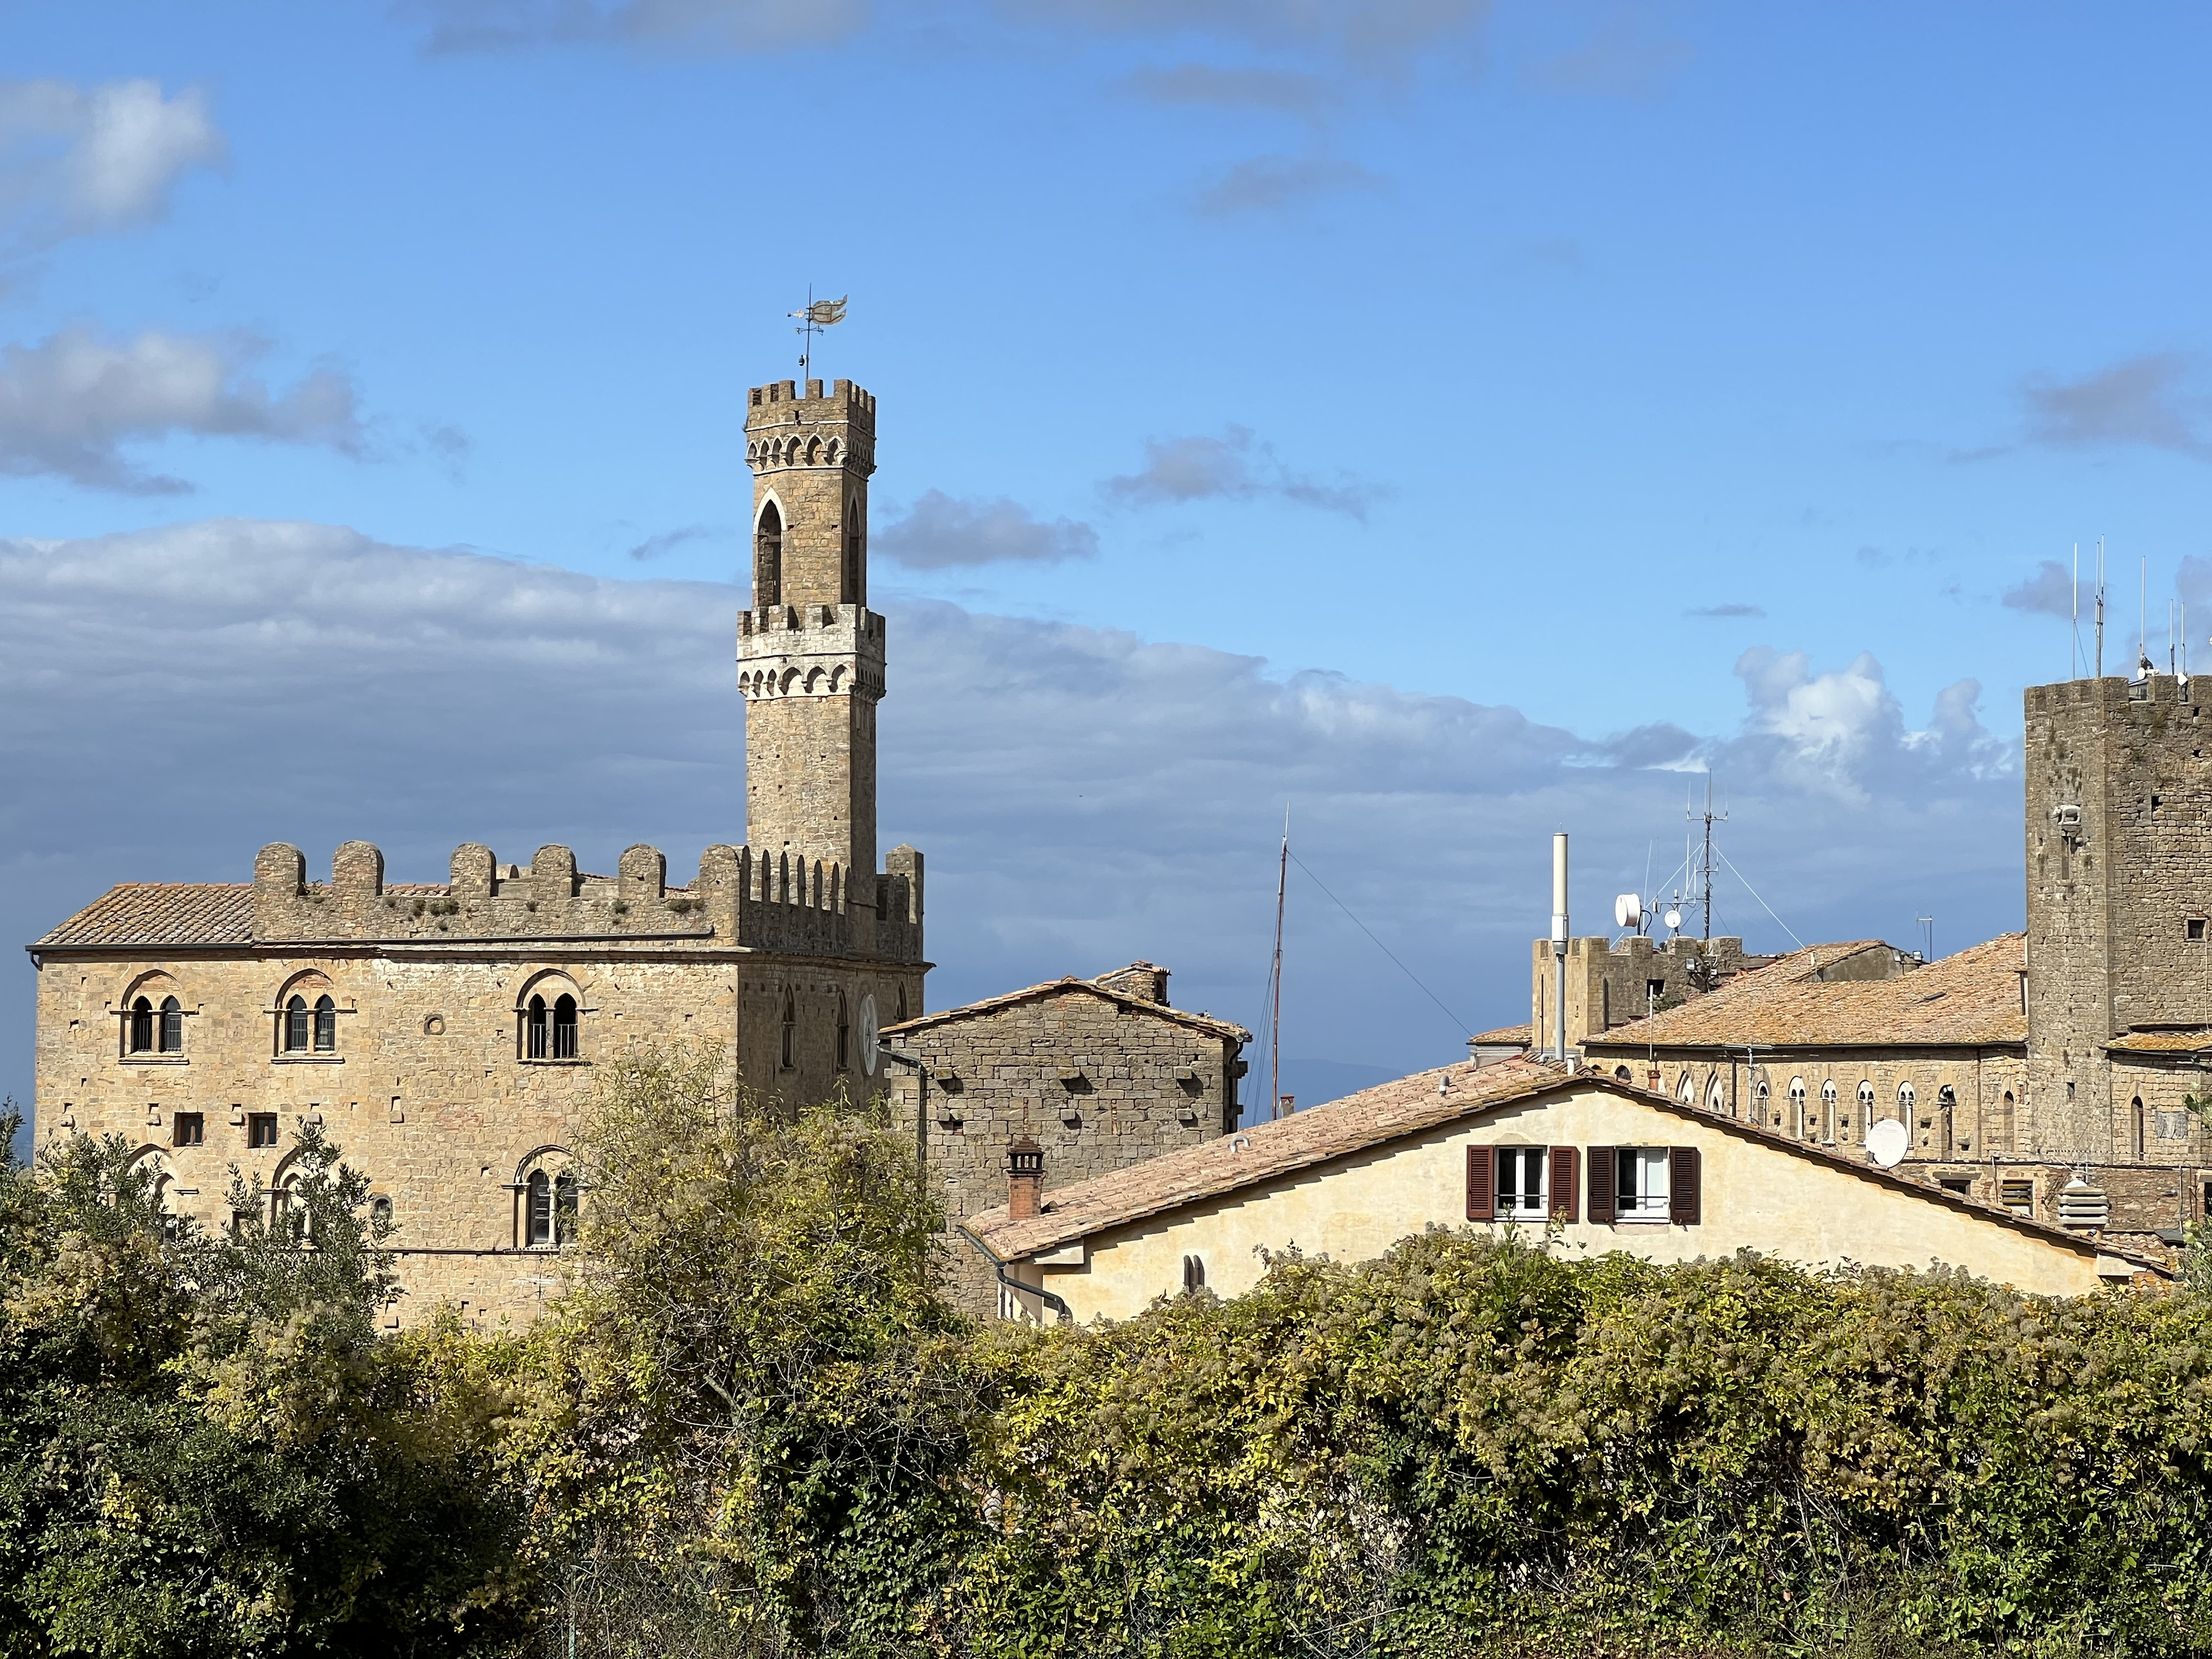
284;995;309;1052
1938;1177;1973;1196
555;1173;578;1245
160;996;183;1053
312;994;337;1052
755;501;783;608
780;992;796;1070
836;994;851;1071
1182;1254;1206;1293
843;498;864;606
172;1112;204;1147
552;994;578;1060
2193;918;2207;941
527;1170;556;1247
247;1113;279;1150
369;1195;393;1229
128;997;154;1053
526;995;548;1059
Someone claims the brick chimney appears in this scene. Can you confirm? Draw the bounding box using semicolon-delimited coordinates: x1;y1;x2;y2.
1007;1136;1044;1220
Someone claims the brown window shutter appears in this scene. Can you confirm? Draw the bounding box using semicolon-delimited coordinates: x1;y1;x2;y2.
1549;1145;1579;1222
1466;1145;1493;1219
1587;1146;1616;1223
1670;1146;1702;1225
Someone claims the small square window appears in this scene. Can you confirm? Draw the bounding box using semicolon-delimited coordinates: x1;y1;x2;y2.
172;1112;204;1147
2001;1178;2034;1217
1938;1177;1972;1196
247;1113;279;1149
2190;919;2205;941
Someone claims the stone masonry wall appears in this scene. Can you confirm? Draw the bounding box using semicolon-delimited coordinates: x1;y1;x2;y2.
1535;935;1777;1053
883;986;1246;1317
37;933;922;1331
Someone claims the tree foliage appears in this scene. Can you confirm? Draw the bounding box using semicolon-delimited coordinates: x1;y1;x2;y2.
0;1106;531;1657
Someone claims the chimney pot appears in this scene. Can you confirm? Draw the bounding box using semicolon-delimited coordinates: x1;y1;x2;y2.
1007;1136;1044;1220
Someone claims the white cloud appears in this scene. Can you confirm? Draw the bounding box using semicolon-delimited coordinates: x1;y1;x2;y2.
0;328;362;494
877;490;1099;568
0;80;225;248
1192;154;1383;215
0;520;2025;1117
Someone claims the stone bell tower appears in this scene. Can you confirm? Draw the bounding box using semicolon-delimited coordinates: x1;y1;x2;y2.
737;378;884;884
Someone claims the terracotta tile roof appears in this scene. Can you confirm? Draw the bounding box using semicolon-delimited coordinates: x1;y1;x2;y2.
33;883;255;948
962;1056;2163;1276
1473;1022;1532;1045
2107;1027;2212;1054
884;975;1251;1044
1584;933;2027;1052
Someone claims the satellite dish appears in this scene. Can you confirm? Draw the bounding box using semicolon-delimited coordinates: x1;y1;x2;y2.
1663;908;1682;932
857;993;880;1077
1864;1119;1908;1168
1614;893;1642;930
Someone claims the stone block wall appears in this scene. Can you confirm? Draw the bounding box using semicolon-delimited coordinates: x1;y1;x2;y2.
744;378;875;608
883;983;1247;1316
1534;934;1777;1053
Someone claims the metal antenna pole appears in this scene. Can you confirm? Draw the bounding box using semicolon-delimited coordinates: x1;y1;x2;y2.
2096;536;2105;677
1269;811;1287;1120
2072;542;2080;680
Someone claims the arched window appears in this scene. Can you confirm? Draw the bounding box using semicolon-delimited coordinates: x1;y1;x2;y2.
555;1173;578;1244
1788;1077;1806;1136
896;985;908;1024
313;994;337;1052
1182;1254;1206;1293
780;990;796;1070
1821;1079;1838;1142
1754;1079;1770;1123
159;995;183;1053
1999;1089;2016;1153
129;997;154;1053
1707;1075;1727;1115
2134;1096;2147;1159
836;992;851;1072
755;500;783;607
1937;1084;1958;1153
526;994;548;1059
552;994;578;1060
284;995;310;1052
1677;1071;1694;1103
526;1170;553;1246
842;497;863;605
369;1195;393;1230
1615;1065;1632;1081
1857;1081;1875;1126
1897;1081;1916;1123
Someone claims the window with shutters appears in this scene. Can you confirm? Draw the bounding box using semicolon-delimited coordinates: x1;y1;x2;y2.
1613;1147;1672;1220
1494;1146;1548;1218
2002;1178;2034;1217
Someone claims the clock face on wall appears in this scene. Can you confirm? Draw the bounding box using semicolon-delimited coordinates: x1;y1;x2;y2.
857;993;879;1077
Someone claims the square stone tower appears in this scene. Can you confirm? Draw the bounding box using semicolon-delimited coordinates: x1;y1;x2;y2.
739;378;884;884
2024;673;2212;1159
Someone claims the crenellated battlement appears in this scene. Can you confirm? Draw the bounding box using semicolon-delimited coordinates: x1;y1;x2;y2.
247;839;925;963
737;602;885;701
744;379;876;477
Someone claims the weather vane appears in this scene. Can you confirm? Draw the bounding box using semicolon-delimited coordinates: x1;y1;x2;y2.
789;288;847;378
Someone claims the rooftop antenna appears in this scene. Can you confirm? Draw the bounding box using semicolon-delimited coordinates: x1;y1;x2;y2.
2141;555;2151;676
1551;832;1569;1063
2071;543;2080;680
787;288;848;380
1916;913;1934;961
2172;599;2179;678
2095;536;2106;677
1689;774;1726;943
1267;809;1288;1120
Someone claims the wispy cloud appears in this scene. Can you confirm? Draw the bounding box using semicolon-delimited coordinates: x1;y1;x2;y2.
877;490;1099;568
627;523;716;561
1003;0;1491;70
1193;154;1382;215
1527;4;1692;100
1121;62;1332;115
1687;602;1764;619
0;327;361;494
1103;424;1375;519
0;80;225;250
411;0;867;54
2021;351;2212;459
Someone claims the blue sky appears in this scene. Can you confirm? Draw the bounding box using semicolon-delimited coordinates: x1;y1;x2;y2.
2;2;2208;1120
